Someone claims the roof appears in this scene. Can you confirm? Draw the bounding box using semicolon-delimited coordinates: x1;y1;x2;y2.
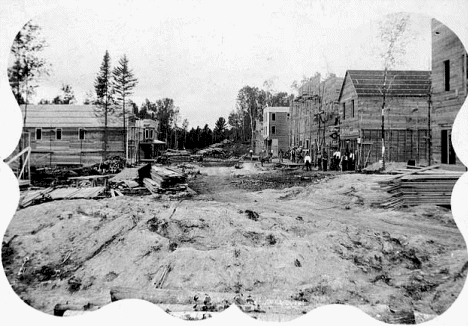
20;105;125;128
263;106;290;113
340;70;431;98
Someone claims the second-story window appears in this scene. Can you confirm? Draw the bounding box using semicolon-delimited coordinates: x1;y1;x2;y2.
342;102;346;120
272;113;276;121
272;126;276;134
351;100;355;118
444;60;450;91
56;128;62;140
79;128;86;140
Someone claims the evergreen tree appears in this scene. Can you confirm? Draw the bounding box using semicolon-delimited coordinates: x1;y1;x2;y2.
112;55;138;159
94;50;114;159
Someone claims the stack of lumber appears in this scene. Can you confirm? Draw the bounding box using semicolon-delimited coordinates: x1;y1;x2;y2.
150;166;186;188
140;165;189;194
376;165;462;208
165;149;192;162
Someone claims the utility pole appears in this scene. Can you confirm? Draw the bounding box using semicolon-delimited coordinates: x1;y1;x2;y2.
427;91;432;166
381;69;388;171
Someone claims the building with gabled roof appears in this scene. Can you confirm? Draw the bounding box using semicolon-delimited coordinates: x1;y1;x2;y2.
338;70;431;168
14;104;159;167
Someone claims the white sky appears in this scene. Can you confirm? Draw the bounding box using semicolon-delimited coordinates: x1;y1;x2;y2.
7;1;434;129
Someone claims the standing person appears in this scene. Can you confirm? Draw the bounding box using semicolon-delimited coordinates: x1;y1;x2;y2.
304;153;312;171
291;148;296;163
333;150;341;171
343;151;349;171
317;150;322;171
249;149;253;161
260;150;265;167
270;149;274;162
349;151;355;171
278;149;283;163
322;150;328;172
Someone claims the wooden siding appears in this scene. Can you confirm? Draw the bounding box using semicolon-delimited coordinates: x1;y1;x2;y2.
289;75;343;158
339;72;430;164
25;127;129;166
431;18;467;166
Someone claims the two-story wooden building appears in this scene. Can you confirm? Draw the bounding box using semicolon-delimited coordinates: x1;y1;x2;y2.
337;70;431;167
289;74;343;161
431;19;468;168
262;106;289;156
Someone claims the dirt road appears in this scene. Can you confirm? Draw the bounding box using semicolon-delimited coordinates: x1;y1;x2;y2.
2;163;467;323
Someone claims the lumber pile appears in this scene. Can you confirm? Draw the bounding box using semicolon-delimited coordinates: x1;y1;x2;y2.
139;164;189;194
165;149;193;162
375;165;462;208
150;166;186;188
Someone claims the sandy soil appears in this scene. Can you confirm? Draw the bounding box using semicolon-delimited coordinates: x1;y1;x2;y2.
2;162;467;323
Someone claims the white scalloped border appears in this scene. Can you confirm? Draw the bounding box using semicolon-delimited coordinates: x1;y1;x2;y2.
1;1;467;325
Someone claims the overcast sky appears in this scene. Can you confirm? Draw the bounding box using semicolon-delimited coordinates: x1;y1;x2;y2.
7;1;433;129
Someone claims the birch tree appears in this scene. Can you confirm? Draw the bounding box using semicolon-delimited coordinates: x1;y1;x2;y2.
377;13;410;170
8;20;50;125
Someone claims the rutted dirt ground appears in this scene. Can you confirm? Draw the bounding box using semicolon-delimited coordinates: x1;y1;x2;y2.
2;162;467;322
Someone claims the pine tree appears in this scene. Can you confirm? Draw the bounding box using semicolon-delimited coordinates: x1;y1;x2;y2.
112;55;138;160
94;50;113;159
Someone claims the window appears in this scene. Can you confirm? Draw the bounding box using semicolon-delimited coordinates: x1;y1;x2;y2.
351;100;355;118
272;113;276;121
466;53;468;79
144;129;154;139
271;126;276;134
441;129;456;164
444;60;450;91
36;128;42;140
56;128;62;140
342;102;346;120
79;128;86;140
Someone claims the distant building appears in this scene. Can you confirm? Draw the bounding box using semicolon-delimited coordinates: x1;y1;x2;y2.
338;70;431;167
431;19;468;167
131;119;162;161
262;106;289;156
14;105;159;167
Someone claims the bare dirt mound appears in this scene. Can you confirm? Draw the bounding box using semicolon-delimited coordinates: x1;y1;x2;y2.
2;170;467;323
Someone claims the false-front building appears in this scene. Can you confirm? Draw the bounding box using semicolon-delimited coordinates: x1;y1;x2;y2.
262;106;290;156
431;18;468;168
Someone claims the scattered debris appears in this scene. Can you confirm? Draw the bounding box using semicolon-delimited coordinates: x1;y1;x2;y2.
245;210;259;221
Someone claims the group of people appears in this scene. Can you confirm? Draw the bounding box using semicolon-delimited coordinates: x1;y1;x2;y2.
248;147;356;172
330;150;355;171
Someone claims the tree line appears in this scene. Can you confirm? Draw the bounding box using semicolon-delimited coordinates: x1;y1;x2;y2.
7;20;294;154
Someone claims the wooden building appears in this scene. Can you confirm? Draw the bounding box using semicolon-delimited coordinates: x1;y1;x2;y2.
262;106;289;156
431;19;468;167
338;70;431;167
16;105;158;167
290;74;343;161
